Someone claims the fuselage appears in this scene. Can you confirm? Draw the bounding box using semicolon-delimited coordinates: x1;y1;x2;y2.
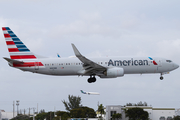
12;56;179;77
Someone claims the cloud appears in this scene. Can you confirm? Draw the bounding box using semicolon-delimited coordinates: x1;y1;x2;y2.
79;12;101;22
119;12;139;29
0;17;9;45
49;12;117;39
156;39;180;59
51;21;111;37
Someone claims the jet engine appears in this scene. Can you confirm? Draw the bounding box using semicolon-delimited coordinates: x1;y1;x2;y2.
102;67;124;78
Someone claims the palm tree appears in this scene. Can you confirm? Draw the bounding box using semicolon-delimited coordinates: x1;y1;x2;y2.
97;104;105;118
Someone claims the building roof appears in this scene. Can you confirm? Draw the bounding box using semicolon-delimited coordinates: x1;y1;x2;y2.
124;106;175;110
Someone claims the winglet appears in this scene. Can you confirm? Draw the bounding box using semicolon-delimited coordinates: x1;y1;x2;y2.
71;44;82;57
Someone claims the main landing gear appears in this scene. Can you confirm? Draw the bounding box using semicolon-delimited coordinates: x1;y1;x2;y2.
160;73;163;80
88;76;96;83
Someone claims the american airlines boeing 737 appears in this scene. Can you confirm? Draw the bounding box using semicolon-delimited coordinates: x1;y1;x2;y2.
2;27;179;83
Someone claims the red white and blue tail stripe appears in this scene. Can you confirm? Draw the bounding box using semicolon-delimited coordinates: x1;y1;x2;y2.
2;27;37;59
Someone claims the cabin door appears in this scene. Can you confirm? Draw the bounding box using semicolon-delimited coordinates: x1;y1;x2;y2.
34;61;39;70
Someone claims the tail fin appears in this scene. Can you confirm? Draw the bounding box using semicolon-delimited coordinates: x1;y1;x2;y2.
2;27;37;59
80;90;86;94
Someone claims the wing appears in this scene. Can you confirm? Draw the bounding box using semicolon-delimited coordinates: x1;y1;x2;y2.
71;44;107;75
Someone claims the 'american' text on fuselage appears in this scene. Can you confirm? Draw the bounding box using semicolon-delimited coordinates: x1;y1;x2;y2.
108;59;149;66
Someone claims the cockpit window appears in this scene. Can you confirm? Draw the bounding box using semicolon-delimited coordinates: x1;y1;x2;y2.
166;60;172;63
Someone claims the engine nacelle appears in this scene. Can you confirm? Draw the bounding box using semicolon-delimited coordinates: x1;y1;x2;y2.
103;67;124;78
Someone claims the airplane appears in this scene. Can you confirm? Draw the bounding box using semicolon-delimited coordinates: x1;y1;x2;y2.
80;90;100;95
2;27;179;83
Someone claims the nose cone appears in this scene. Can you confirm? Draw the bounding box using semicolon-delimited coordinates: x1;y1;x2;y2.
174;63;179;69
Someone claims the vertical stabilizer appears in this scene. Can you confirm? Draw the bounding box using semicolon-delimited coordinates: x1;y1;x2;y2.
2;27;37;59
80;90;86;94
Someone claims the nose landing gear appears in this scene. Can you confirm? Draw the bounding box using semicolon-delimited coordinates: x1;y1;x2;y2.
87;75;96;83
160;73;163;80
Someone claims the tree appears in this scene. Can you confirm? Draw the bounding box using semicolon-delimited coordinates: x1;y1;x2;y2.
125;107;149;120
35;111;54;120
62;95;82;111
173;116;180;120
126;101;148;106
97;104;105;118
55;111;70;120
70;107;96;118
10;114;31;120
46;111;55;120
35;112;47;120
112;113;122;120
39;109;45;113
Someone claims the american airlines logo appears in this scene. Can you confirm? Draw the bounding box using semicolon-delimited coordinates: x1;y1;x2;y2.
108;59;149;66
148;57;158;65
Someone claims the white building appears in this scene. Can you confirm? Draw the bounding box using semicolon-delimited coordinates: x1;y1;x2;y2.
0;110;17;120
175;108;180;116
125;106;175;120
106;105;122;120
106;105;175;120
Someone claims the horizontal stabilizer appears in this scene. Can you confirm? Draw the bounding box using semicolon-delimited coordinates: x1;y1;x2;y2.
3;57;23;64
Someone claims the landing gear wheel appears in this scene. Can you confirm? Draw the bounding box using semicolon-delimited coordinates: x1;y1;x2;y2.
88;78;92;83
87;76;96;83
160;76;163;80
92;77;96;82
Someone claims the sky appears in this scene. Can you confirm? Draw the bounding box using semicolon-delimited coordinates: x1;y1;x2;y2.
0;0;180;113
